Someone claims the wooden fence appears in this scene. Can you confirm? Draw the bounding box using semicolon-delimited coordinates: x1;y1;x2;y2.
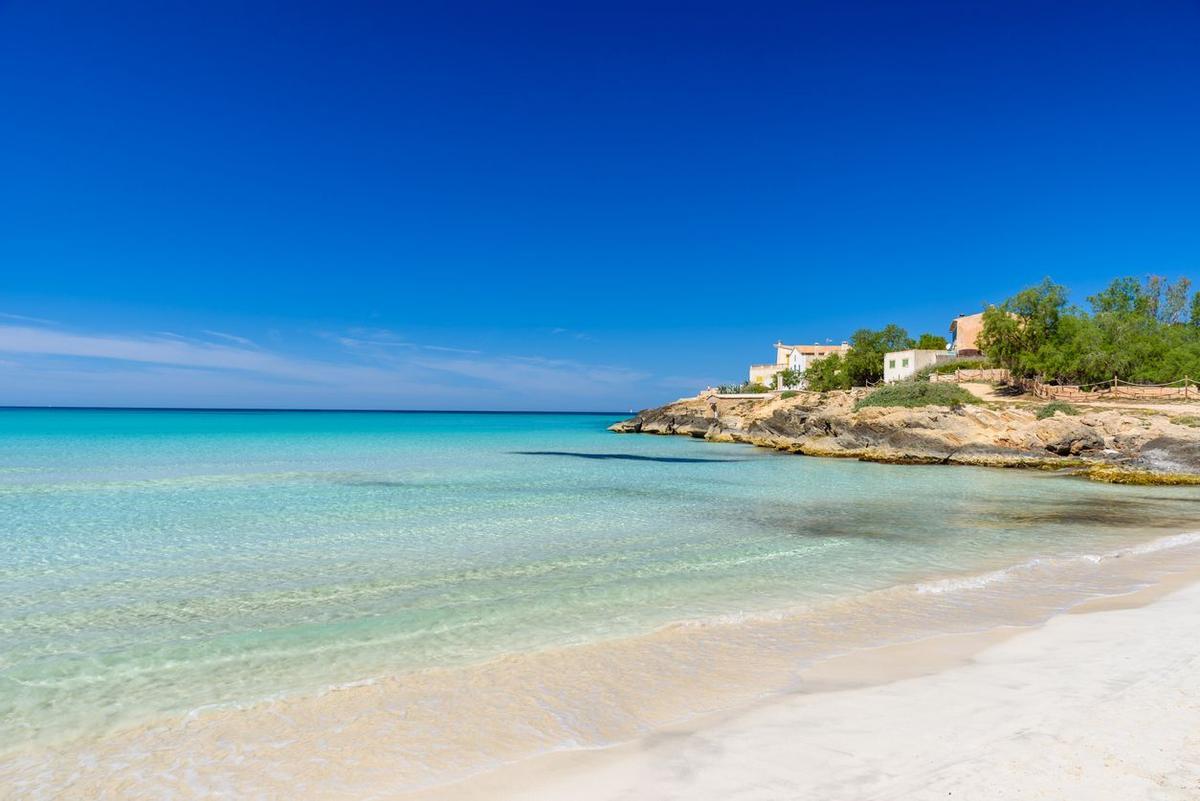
929;368;1011;384
1023;376;1198;401
931;368;1198;401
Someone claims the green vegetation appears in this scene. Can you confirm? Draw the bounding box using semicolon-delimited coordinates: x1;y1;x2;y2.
1171;415;1200;428
1085;465;1200;486
804;353;851;392
806;324;915;391
775;368;802;389
844;324;913;387
854;382;981;411
929;357;989;374
1036;401;1080;420
779;390;799;399
979;275;1200;385
716;382;771;394
915;333;949;350
911;357;992;382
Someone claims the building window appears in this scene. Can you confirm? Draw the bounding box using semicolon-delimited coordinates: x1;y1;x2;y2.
888;360;896;369
902;358;910;368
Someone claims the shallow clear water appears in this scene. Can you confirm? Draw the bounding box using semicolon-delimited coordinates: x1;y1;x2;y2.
2;408;1199;793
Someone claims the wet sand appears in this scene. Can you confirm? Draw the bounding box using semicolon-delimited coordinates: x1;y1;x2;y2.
413;568;1200;801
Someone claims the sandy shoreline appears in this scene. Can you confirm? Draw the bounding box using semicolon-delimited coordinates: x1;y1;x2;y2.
8;531;1200;800
412;567;1200;801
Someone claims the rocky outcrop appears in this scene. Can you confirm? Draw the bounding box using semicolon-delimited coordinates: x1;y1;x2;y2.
610;391;1200;482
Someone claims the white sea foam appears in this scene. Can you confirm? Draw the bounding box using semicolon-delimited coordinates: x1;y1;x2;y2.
917;531;1200;595
1100;529;1200;559
915;566;1023;594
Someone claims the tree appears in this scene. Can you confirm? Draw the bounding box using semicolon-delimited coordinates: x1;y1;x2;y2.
1163;277;1192;325
1091;275;1192;324
776;368;802;389
843;324;913;386
980;275;1200;385
1088;276;1145;316
915;333;948;350
805;353;851;392
978;278;1068;378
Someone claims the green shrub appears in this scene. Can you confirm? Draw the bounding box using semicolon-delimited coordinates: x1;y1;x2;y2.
775;368;802;389
931;357;989;374
854;382;981;411
717;382;771;394
1036;401;1080;419
805;353;851;392
1172;415;1200;428
779;390;799;399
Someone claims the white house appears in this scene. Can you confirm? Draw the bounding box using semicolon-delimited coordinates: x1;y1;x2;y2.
883;349;953;382
749;341;849;388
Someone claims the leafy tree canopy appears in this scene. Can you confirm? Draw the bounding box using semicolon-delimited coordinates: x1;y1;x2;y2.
915;333;948;350
980;275;1200;384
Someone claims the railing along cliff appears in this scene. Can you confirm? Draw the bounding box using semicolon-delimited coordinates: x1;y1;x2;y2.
1023;376;1197;401
931;368;1198;401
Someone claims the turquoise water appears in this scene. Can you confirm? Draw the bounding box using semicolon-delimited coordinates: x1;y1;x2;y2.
2;408;1199;761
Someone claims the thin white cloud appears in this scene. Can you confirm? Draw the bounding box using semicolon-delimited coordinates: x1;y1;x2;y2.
0;324;390;386
412;353;646;395
335;335;418;349
0;321;651;409
202;330;258;347
548;326;596;342
0;311;58;325
325;329;481;355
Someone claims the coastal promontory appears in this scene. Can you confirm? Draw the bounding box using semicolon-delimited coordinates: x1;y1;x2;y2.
611;388;1200;482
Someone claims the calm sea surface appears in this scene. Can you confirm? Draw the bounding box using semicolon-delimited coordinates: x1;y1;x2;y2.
2;408;1199;796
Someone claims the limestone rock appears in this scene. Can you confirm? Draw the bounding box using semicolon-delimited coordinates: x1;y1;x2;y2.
610;390;1200;478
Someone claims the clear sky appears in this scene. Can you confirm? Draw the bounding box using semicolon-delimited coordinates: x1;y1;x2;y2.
2;1;1198;410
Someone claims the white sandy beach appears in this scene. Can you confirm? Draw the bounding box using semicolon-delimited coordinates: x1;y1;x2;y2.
420;575;1200;801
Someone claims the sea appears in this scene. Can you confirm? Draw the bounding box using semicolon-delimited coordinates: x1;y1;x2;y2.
2;408;1199;798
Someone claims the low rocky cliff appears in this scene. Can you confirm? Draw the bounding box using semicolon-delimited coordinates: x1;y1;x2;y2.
610;391;1200;483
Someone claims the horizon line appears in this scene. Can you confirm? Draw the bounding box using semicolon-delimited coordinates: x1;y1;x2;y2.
0;405;631;415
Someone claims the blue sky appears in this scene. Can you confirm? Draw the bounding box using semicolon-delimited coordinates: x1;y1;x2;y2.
2;1;1198;410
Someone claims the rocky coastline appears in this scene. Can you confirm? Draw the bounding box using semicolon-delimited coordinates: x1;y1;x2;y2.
610;390;1200;484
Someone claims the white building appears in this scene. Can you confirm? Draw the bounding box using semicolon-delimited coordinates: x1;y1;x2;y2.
749;341;849;388
883;349;953;382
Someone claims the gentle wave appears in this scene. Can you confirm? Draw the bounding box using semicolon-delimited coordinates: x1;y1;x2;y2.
916;530;1200;595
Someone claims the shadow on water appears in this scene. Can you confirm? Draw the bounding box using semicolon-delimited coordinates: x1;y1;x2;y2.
717;491;1200;544
511;451;743;464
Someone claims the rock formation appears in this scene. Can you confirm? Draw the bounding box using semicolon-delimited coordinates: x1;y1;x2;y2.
610;390;1200;483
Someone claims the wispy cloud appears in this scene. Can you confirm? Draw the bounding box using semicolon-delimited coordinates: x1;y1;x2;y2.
0;311;58;325
549;327;596;342
325;328;481;355
0;324;385;386
412;353;646;396
0;319;650;409
202;330;259;348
